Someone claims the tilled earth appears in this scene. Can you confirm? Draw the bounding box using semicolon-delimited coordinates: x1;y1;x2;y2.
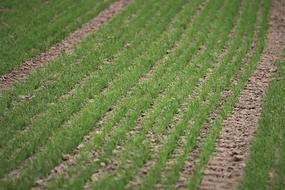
0;0;131;90
199;0;285;189
0;0;284;189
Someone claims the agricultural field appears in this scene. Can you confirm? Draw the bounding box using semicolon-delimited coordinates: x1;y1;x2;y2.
0;0;284;189
0;0;116;76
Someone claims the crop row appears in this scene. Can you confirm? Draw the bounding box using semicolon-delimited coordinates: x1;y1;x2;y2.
0;0;271;189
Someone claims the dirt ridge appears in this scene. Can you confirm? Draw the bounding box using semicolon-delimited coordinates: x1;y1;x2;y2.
199;0;285;189
0;0;131;90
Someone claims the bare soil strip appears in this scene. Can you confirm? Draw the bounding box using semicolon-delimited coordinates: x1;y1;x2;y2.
174;91;230;190
199;0;285;189
157;67;216;190
0;0;131;90
127;17;232;190
38;2;209;186
37;51;173;189
173;3;246;187
175;2;261;188
33;27;184;189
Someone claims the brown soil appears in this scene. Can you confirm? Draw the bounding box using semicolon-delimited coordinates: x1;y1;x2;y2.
199;0;285;189
173;3;245;187
161;56;223;190
86;5;212;187
0;0;131;90
174;92;227;190
32;27;182;189
126;43;209;190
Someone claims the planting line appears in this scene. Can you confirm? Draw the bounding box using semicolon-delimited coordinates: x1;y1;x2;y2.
0;0;163;149
43;0;216;187
45;7;209;190
35;1;209;187
0;0;174;174
120;1;244;188
199;0;285;189
153;0;268;188
172;0;260;188
0;0;195;189
1;1;191;189
0;0;131;90
35;29;182;190
0;0;152;134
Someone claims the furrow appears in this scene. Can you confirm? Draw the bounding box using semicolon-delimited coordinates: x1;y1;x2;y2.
1;1;280;190
36;24;184;190
42;0;222;188
0;0;164;144
145;68;213;190
0;0;183;178
0;0;115;77
41;0;211;189
156;1;247;187
121;0;209;138
192;0;284;189
198;45;274;190
172;1;261;188
89;1;244;189
174;90;231;190
0;0;164;146
0;0;131;90
0;0;151;149
198;0;282;188
0;1;200;189
87;2;225;189
124;1;244;189
160;69;224;190
141;0;266;188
